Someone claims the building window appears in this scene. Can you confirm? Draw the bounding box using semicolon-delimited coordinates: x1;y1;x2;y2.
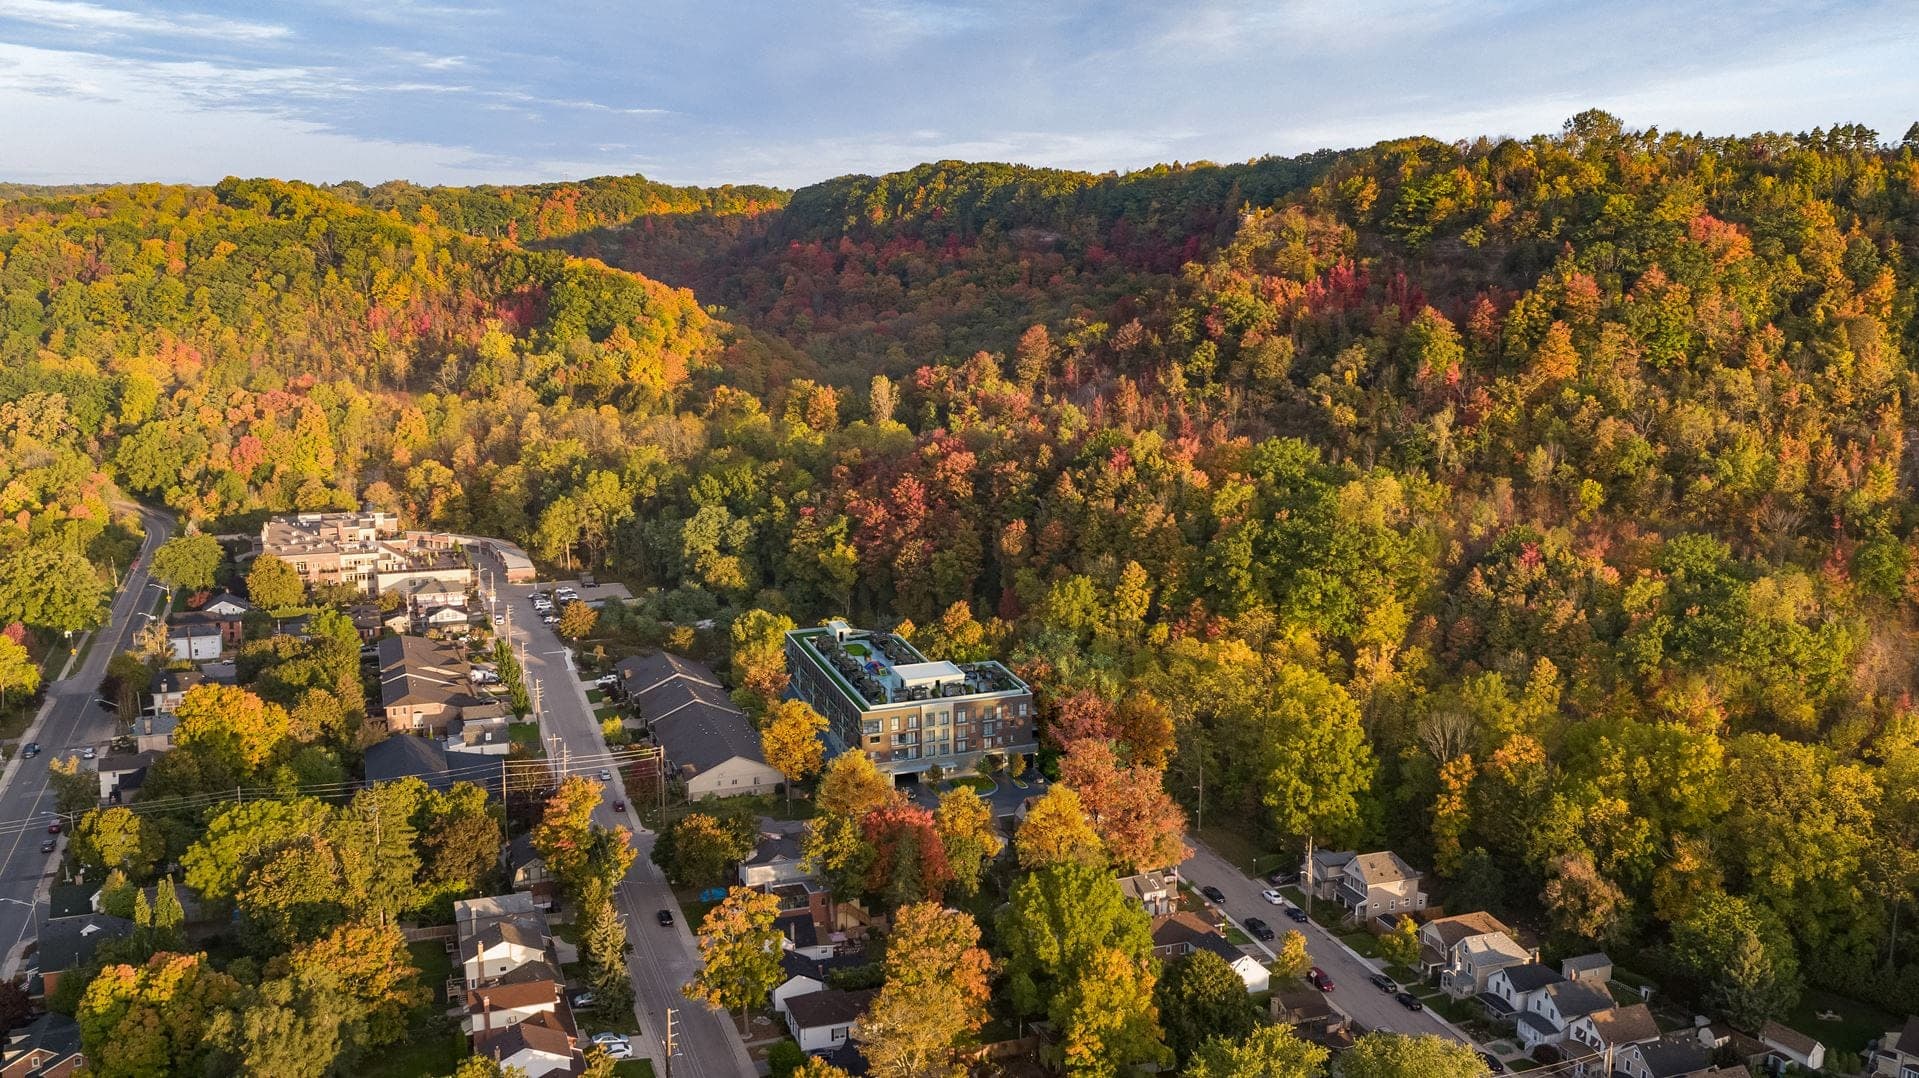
955;740;968;754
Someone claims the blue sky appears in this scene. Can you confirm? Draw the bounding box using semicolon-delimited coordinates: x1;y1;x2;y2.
0;0;1915;189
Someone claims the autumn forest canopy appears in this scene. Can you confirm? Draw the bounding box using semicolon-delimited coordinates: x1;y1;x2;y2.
8;110;1919;1032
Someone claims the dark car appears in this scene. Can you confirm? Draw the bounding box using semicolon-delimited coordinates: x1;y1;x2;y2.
1199;885;1226;903
39;838;56;854
1243;917;1275;942
612;801;626;813
1394;991;1424;1011
1368;972;1396;992
1479;1053;1507;1073
656;909;674;927
1265;870;1296;886
1285;905;1310;923
20;743;38;759
1308;967;1334;992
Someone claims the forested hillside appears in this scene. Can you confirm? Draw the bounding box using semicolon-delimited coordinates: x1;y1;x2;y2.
6;111;1919;1036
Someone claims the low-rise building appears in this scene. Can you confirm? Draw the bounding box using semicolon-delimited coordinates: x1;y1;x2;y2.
1301;850;1425;926
1616;1032;1713;1078
503;834;556;909
1117;869;1180;918
33;915;134;999
1871;1015;1919;1076
166;622;223;662
784;620;1036;778
1271;989;1356;1051
1;1012;84;1077
1565;1004;1661;1073
741;822;811;889
1759;1019;1825;1073
364;735;495;793
95;751;159;801
470;1012;580;1078
1419;911;1530;998
783;988;875;1054
377;635;497;735
643;695;784;802
1150;913;1271;993
613;651;723;701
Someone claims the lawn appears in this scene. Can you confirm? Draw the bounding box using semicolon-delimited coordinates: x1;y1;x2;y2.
359;942;463;1078
1339;931;1381;958
509;722;544;754
1784;985;1899;1057
587;688;607;703
939;776;993;793
612;1061;655;1077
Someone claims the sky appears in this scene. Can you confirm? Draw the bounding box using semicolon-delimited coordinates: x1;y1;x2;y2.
0;0;1915;190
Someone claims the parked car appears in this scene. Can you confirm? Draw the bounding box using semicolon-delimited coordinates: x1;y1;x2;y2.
493;612;504;623
612;801;626;813
46;821;61;835
21;743;38;758
590;1033;629;1048
1479;1053;1507;1073
543;615;559;625
1394;991;1424;1011
1199;885;1226;903
1307;967;1334;992
602;1041;631;1059
1285;905;1310;923
80;746;96;760
1243;917;1275;942
39;838;56;854
656;909;674;927
594;674;617;688
1260;888;1283;905
569;991;596;1009
1265;870;1297;886
1368;973;1396;992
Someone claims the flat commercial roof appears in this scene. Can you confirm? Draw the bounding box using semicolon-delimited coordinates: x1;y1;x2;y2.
892;661;963;686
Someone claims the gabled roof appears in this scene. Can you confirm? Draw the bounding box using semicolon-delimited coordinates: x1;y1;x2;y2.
472;1015;575;1068
780;950;867;982
149;668;207;695
467;976;558;1011
1495;962;1565;993
615;651;721;696
1562;951;1611;973
634;678;736;722
1544;978;1614;1019
377;635;484;708
1583;1003;1659;1045
746;831;803;866
785;988;876;1030
461;919;548;965
1151;913;1251;966
1895;1016;1919;1056
34;914;134;972
651;701;768;776
1346;850;1419;884
1423;910;1515;947
166;621;223;639
1759;1019;1821;1057
1631;1033;1712;1077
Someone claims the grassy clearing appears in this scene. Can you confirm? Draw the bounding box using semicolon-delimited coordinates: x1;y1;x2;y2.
1339;931;1381;958
359;942;464;1078
612;1061;655;1077
1784;986;1899;1057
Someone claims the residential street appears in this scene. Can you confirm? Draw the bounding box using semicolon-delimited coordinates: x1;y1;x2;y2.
475;546;757;1078
0;505;172;979
1178;841;1477;1047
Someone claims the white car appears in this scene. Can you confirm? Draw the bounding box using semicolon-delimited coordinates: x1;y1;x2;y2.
80;746;97;760
602;1042;632;1059
598;769;611;781
590;1033;629;1048
1261;888;1283;905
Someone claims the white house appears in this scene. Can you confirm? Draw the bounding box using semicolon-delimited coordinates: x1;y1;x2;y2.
1616;1032;1714;1078
1871;1015;1919;1077
471;1015;578;1078
201;593;252;617
741;823;811;889
1565;1004;1660;1073
1484;962;1564;1022
1150;913;1272;993
1760;1020;1826;1072
1117;869;1180;918
1512;977;1614;1052
455;893;552;990
1303;850;1426;924
167;623;223;662
464;976;564;1036
783;988;874;1053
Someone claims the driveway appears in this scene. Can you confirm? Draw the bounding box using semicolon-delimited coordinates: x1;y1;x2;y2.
903;769;1043;819
1179;841;1478;1046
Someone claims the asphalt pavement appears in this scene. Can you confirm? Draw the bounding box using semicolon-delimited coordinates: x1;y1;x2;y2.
0;506;172;980
475;547;758;1078
1178;841;1478;1046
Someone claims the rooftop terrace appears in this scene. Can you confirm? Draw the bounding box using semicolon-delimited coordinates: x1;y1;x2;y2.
790;623;1027;709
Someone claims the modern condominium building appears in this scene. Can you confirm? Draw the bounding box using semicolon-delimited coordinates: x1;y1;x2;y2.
259;511;472;597
784;620;1036;777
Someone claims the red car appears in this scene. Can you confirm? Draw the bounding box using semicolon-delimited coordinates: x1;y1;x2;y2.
46;821;62;835
1308;966;1334;992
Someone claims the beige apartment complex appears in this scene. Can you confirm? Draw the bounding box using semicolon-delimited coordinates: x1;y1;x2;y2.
259;511;473;597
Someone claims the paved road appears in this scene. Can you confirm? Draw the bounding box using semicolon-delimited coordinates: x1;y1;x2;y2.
474;548;756;1078
1178;841;1476;1045
0;506;172;978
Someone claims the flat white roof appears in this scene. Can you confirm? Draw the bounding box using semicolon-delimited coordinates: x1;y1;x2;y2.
891;660;963;687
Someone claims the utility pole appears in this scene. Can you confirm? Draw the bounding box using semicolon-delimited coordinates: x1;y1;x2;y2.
1193;755;1204;833
662;1007;678;1078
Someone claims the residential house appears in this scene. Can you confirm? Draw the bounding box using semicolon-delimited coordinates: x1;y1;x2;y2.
134;710;177;754
1565;1004;1661;1074
783;621;1037;778
377;634;497;734
1419;911;1530;998
420;605;471;631
364;734;495;793
1271;989;1356;1051
1563;952;1613;986
638;690;784;801
784;988;876;1053
1616;1032;1713;1078
1483;962;1565;1023
777;907;841;962
147;668;205;716
455;894;553;991
346;603;386;643
95;751;159;801
470;1013;580;1078
772;951;867;1016
1117;869;1180;918
1872;1016;1919;1077
1301;849;1354;901
1759;1020;1825;1073
464;970;569;1037
169;606;246;651
504;834;556;909
1323;850;1426;926
33;914;134;999
1150;913;1271;993
1511;977;1615;1053
166;622;223;662
445;712;514;755
612;651;723;702
1;1013;83;1078
741;821;811;889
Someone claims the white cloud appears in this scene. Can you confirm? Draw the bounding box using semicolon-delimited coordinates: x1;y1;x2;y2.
0;0;289;41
